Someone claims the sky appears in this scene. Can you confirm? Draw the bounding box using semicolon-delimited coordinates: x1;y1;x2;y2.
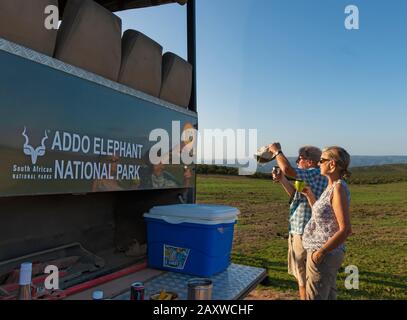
117;0;407;157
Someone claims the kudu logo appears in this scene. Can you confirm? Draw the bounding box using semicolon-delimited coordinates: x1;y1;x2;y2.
22;127;48;165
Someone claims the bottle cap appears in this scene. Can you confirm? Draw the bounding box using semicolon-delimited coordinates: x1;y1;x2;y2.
92;290;104;300
19;262;32;285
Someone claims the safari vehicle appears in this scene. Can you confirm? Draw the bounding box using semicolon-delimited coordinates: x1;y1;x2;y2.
0;0;266;300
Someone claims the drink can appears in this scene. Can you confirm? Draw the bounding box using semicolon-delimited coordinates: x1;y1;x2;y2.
130;282;145;300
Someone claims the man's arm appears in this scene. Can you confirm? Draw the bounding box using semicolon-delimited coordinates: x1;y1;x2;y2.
273;171;296;198
268;143;297;178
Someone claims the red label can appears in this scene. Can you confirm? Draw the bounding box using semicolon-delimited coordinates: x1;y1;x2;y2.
130;282;145;300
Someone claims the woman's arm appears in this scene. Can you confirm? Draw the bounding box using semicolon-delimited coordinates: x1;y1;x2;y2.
312;184;351;263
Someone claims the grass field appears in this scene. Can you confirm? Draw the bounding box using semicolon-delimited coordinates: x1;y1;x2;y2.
196;174;407;300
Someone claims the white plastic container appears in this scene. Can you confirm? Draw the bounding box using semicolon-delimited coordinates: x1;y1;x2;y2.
144;204;239;225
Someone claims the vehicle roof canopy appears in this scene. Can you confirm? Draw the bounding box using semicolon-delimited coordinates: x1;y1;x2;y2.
58;0;188;13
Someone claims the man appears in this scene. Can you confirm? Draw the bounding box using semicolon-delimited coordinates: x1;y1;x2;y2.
269;143;327;300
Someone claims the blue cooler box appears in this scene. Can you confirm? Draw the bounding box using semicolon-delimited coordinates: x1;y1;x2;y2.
143;204;240;277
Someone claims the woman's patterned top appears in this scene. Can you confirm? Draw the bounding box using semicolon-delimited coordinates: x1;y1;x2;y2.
302;179;351;252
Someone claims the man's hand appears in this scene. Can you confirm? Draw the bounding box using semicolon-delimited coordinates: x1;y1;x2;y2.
268;142;296;178
271;167;296;198
268;143;281;155
184;168;192;179
272;168;283;182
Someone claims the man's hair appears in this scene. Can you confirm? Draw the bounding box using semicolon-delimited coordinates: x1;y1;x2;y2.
298;146;322;165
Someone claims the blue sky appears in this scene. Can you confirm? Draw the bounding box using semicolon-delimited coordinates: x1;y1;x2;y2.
117;0;407;157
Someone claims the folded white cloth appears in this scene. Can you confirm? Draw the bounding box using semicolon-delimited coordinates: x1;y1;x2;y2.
255;146;275;163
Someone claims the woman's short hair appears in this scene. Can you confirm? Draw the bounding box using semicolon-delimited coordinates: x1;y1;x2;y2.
323;146;351;179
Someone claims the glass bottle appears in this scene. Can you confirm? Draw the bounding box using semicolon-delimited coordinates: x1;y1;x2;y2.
18;262;32;300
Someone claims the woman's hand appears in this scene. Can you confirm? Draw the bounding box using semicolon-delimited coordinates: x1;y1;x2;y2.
311;250;326;265
301;186;317;207
301;186;314;198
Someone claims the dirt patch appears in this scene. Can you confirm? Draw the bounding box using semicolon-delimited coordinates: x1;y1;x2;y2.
245;289;297;300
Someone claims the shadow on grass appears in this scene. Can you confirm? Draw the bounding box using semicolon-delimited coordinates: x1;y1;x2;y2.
338;268;407;290
232;253;287;270
233;254;407;299
262;277;298;292
337;287;403;300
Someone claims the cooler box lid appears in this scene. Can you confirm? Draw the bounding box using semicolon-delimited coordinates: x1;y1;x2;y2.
143;204;240;225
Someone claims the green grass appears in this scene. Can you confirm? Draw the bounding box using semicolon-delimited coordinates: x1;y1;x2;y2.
349;164;407;184
196;175;407;300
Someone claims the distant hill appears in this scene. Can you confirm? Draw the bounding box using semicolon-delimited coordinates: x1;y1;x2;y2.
196;163;407;185
349;156;407;167
255;155;407;173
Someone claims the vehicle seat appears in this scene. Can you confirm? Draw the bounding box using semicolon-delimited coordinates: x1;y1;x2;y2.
159;52;192;108
54;0;122;81
0;0;58;56
119;30;163;97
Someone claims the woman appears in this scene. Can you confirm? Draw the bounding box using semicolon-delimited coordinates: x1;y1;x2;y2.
301;146;352;300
